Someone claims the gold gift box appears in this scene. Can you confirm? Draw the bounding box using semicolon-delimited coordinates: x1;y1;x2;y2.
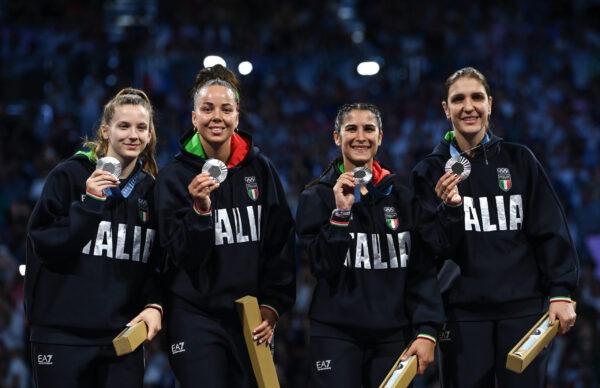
235;295;280;388
379;345;417;388
506;301;576;373
112;321;147;356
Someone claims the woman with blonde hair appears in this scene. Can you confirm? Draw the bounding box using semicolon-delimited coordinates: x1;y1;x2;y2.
26;88;164;387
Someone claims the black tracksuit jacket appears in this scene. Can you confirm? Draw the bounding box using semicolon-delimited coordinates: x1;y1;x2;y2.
296;159;444;339
155;129;295;322
410;131;579;321
25;152;163;345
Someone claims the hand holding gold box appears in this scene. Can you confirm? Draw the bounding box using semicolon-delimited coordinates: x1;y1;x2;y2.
506;301;576;373
235;295;280;388
379;345;417;388
112;321;147;356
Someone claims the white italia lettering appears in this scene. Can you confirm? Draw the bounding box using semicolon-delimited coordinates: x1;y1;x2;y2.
354;233;371;269
372;234;386;269
214;206;261;246
233;208;249;243
115;223;129;260
247;206;259;241
256;205;262;241
142;229;155;263
464;197;481;231
463;195;523;232
82;221;155;262
398;231;410;268
479;197;497;232
496;196;507;230
93;221;113;257
342;232;410;269
510;195;524;230
82;240;91;254
215;209;235;245
131;226;141;261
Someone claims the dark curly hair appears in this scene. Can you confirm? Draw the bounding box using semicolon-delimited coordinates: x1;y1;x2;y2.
191;64;240;106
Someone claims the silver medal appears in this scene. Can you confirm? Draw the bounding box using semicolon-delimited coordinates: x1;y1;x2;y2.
202;158;228;183
96;156;122;179
444;156;471;179
352;166;373;185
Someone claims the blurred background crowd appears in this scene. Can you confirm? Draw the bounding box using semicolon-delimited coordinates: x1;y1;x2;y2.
1;0;600;387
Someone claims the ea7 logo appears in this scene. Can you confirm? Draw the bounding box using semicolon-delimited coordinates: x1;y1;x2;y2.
38;355;53;365
171;342;185;354
316;360;332;371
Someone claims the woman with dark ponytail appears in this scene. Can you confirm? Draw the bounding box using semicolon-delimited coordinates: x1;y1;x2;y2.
296;102;444;387
26;88;164;387
155;65;295;387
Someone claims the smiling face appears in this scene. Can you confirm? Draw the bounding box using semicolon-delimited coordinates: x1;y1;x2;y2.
101;104;151;164
442;76;492;144
333;109;382;170
191;84;239;151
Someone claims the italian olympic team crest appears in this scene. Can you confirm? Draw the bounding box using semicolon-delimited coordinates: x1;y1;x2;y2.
497;168;512;192
138;198;150;223
245;176;259;201
384;207;399;230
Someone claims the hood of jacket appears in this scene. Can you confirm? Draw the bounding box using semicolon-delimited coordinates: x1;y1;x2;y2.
429;129;504;164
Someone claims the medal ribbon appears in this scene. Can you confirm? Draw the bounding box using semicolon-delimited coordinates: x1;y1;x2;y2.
449;133;489;157
106;168;142;199
355;181;392;203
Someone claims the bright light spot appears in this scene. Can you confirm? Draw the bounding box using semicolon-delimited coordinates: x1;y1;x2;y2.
356;61;380;76
203;55;226;68
19;264;26;276
238;61;253;75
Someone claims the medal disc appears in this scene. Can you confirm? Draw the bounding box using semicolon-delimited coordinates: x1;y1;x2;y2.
202;158;228;183
96;156;122;179
444;156;471;179
352;166;373;185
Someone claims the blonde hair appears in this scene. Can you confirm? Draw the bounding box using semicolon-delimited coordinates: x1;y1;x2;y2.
83;88;158;177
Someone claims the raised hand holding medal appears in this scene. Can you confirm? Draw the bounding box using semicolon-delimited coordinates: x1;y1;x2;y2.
436;156;469;206
351;166;372;204
202;158;228;184
444;155;471;180
352;166;373;186
188;158;228;213
86;156;120;197
96;156;122;179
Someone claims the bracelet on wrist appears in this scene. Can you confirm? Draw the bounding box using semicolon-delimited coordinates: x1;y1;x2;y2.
331;208;351;219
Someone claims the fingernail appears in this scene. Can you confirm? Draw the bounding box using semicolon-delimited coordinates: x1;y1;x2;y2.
253;336;257;341
126;323;132;327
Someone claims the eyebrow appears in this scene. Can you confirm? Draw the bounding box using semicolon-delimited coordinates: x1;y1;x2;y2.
200;102;234;107
343;123;377;129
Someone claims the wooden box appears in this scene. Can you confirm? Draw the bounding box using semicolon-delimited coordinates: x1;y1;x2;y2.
112;321;147;356
506;302;576;373
235;295;280;388
379;345;417;388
